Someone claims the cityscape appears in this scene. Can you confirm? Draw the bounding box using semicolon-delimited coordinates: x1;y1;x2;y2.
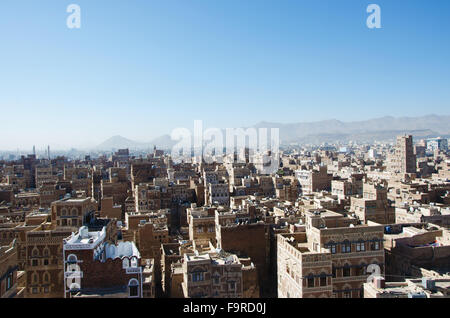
0;0;450;308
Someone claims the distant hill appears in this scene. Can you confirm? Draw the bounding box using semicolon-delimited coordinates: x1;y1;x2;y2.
95;114;450;150
253;114;450;144
95;134;175;151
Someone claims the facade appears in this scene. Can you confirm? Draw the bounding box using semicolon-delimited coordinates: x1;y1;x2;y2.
277;210;385;298
182;250;244;298
427;138;448;152
63;226;154;298
0;240;25;298
295;166;332;194
388;135;417;174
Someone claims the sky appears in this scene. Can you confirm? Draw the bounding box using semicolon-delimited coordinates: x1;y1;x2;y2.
0;0;449;150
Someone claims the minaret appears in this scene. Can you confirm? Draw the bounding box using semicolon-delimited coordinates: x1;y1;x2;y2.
48;145;51;160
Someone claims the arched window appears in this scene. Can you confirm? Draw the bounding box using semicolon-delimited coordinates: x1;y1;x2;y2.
32;247;39;258
342;240;351;253
130;257;138;268
43;247;50;257
307;274;315;288
356;240;365;252
343;289;352;298
122;258;130;269
32;272;38;284
71;208;78;216
320;273;327;286
328;241;337;254
357;263;366;276
67;254;77;264
343;264;351;277
61;208;68;216
43;272;50;284
128;279;139;297
371;238;380;250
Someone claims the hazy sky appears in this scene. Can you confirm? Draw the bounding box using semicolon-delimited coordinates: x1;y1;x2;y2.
0;0;449;150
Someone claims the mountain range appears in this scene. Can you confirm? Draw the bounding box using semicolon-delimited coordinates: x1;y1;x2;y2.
95;114;450;150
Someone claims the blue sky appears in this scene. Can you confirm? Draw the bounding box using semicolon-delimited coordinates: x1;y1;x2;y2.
0;0;449;150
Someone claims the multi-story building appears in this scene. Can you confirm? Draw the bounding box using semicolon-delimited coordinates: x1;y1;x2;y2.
0;239;25;298
295;166;332;194
181;249;244;298
388;135;417;175
350;181;394;224
51;197;98;231
63;225;154;298
427;137;448;153
277;209;385;298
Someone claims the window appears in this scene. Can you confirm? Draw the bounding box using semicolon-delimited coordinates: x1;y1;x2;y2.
371;239;380;250
356;241;365;252
32;273;38;284
43;272;50;284
128;279;139;297
332;267;336;278
330;243;337;254
43;247;50;257
67;254;77;264
192;272;204;282
228;281;236;291
122;258;130;269
32;247;39;258
6;272;13;290
307;274;315;288
44;259;49;266
32;259;38;267
320;273;327;286
213;275;220;285
343;290;352;298
343;264;351;277
342;240;351;253
356;264;366;276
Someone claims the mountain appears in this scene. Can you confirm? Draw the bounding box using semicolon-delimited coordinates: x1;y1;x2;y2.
96;135;145;150
253;114;450;144
95;114;450;150
95;134;176;151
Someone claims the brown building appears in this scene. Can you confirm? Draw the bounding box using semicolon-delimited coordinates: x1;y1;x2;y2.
388;135;417;175
63;226;154;298
0;239;25;298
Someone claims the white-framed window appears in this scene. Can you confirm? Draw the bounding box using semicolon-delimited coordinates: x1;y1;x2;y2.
342;240;351;253
356;241;365;252
192;272;204;282
67;254;77;264
128;279;139;297
130;257;138;268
